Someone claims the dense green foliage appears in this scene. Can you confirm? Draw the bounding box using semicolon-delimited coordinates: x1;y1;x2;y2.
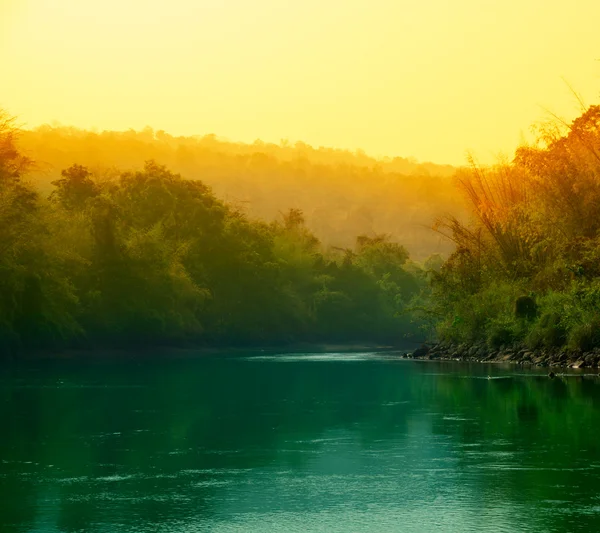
431;105;600;353
10;102;598;357
0;113;428;356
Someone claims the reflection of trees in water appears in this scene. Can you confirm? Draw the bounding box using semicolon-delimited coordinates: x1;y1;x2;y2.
1;361;600;531
421;367;600;532
0;360;416;530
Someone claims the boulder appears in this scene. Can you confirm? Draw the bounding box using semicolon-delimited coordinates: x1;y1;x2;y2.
412;344;431;358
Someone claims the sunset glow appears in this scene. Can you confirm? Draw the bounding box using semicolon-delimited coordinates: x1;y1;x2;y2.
2;0;599;163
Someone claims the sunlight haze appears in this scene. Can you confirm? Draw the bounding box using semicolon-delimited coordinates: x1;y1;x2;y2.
2;0;599;164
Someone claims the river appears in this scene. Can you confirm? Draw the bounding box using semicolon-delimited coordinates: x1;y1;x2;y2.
1;352;599;532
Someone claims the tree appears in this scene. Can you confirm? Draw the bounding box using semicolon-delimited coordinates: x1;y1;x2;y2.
50;164;99;210
0;110;31;185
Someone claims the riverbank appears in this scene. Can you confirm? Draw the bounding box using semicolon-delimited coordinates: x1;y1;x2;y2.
408;341;600;369
8;341;413;361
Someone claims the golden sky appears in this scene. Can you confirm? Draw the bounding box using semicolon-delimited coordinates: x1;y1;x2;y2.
2;0;599;164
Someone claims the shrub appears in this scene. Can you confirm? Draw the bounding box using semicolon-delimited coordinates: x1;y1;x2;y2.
487;319;515;348
526;312;567;349
567;314;600;352
514;295;537;320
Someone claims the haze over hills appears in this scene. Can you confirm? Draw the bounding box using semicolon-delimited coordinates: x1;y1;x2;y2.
18;125;465;260
3;0;600;528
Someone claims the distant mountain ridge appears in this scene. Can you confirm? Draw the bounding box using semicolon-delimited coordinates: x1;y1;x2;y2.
19;125;465;259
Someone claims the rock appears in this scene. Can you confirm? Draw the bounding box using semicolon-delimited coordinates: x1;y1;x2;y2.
412;344;431;358
571;360;586;369
502;351;515;361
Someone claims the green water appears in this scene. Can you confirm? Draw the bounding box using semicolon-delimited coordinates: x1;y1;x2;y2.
1;352;600;532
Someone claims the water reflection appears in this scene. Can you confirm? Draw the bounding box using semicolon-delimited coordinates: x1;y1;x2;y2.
1;355;600;532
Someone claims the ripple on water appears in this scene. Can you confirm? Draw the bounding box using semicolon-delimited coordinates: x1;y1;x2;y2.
470;465;596;472
243;352;381;362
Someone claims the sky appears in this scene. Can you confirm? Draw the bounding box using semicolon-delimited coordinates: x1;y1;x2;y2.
1;0;599;165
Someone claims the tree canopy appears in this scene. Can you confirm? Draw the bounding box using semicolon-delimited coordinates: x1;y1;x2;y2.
0;114;430;356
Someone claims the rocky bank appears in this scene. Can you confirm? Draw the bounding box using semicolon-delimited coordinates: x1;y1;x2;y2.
407;341;600;369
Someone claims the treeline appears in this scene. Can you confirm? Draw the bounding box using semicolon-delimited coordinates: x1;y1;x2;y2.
0;111;435;356
18;124;463;260
430;104;600;353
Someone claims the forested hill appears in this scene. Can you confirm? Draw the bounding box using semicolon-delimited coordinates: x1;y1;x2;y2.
18;126;464;260
1;111;450;356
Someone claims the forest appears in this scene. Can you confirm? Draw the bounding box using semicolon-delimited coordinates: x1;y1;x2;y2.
431;104;600;354
2;103;600;358
18;124;462;260
1;110;442;356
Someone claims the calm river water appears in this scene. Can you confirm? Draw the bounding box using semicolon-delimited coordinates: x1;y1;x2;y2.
1;352;600;532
